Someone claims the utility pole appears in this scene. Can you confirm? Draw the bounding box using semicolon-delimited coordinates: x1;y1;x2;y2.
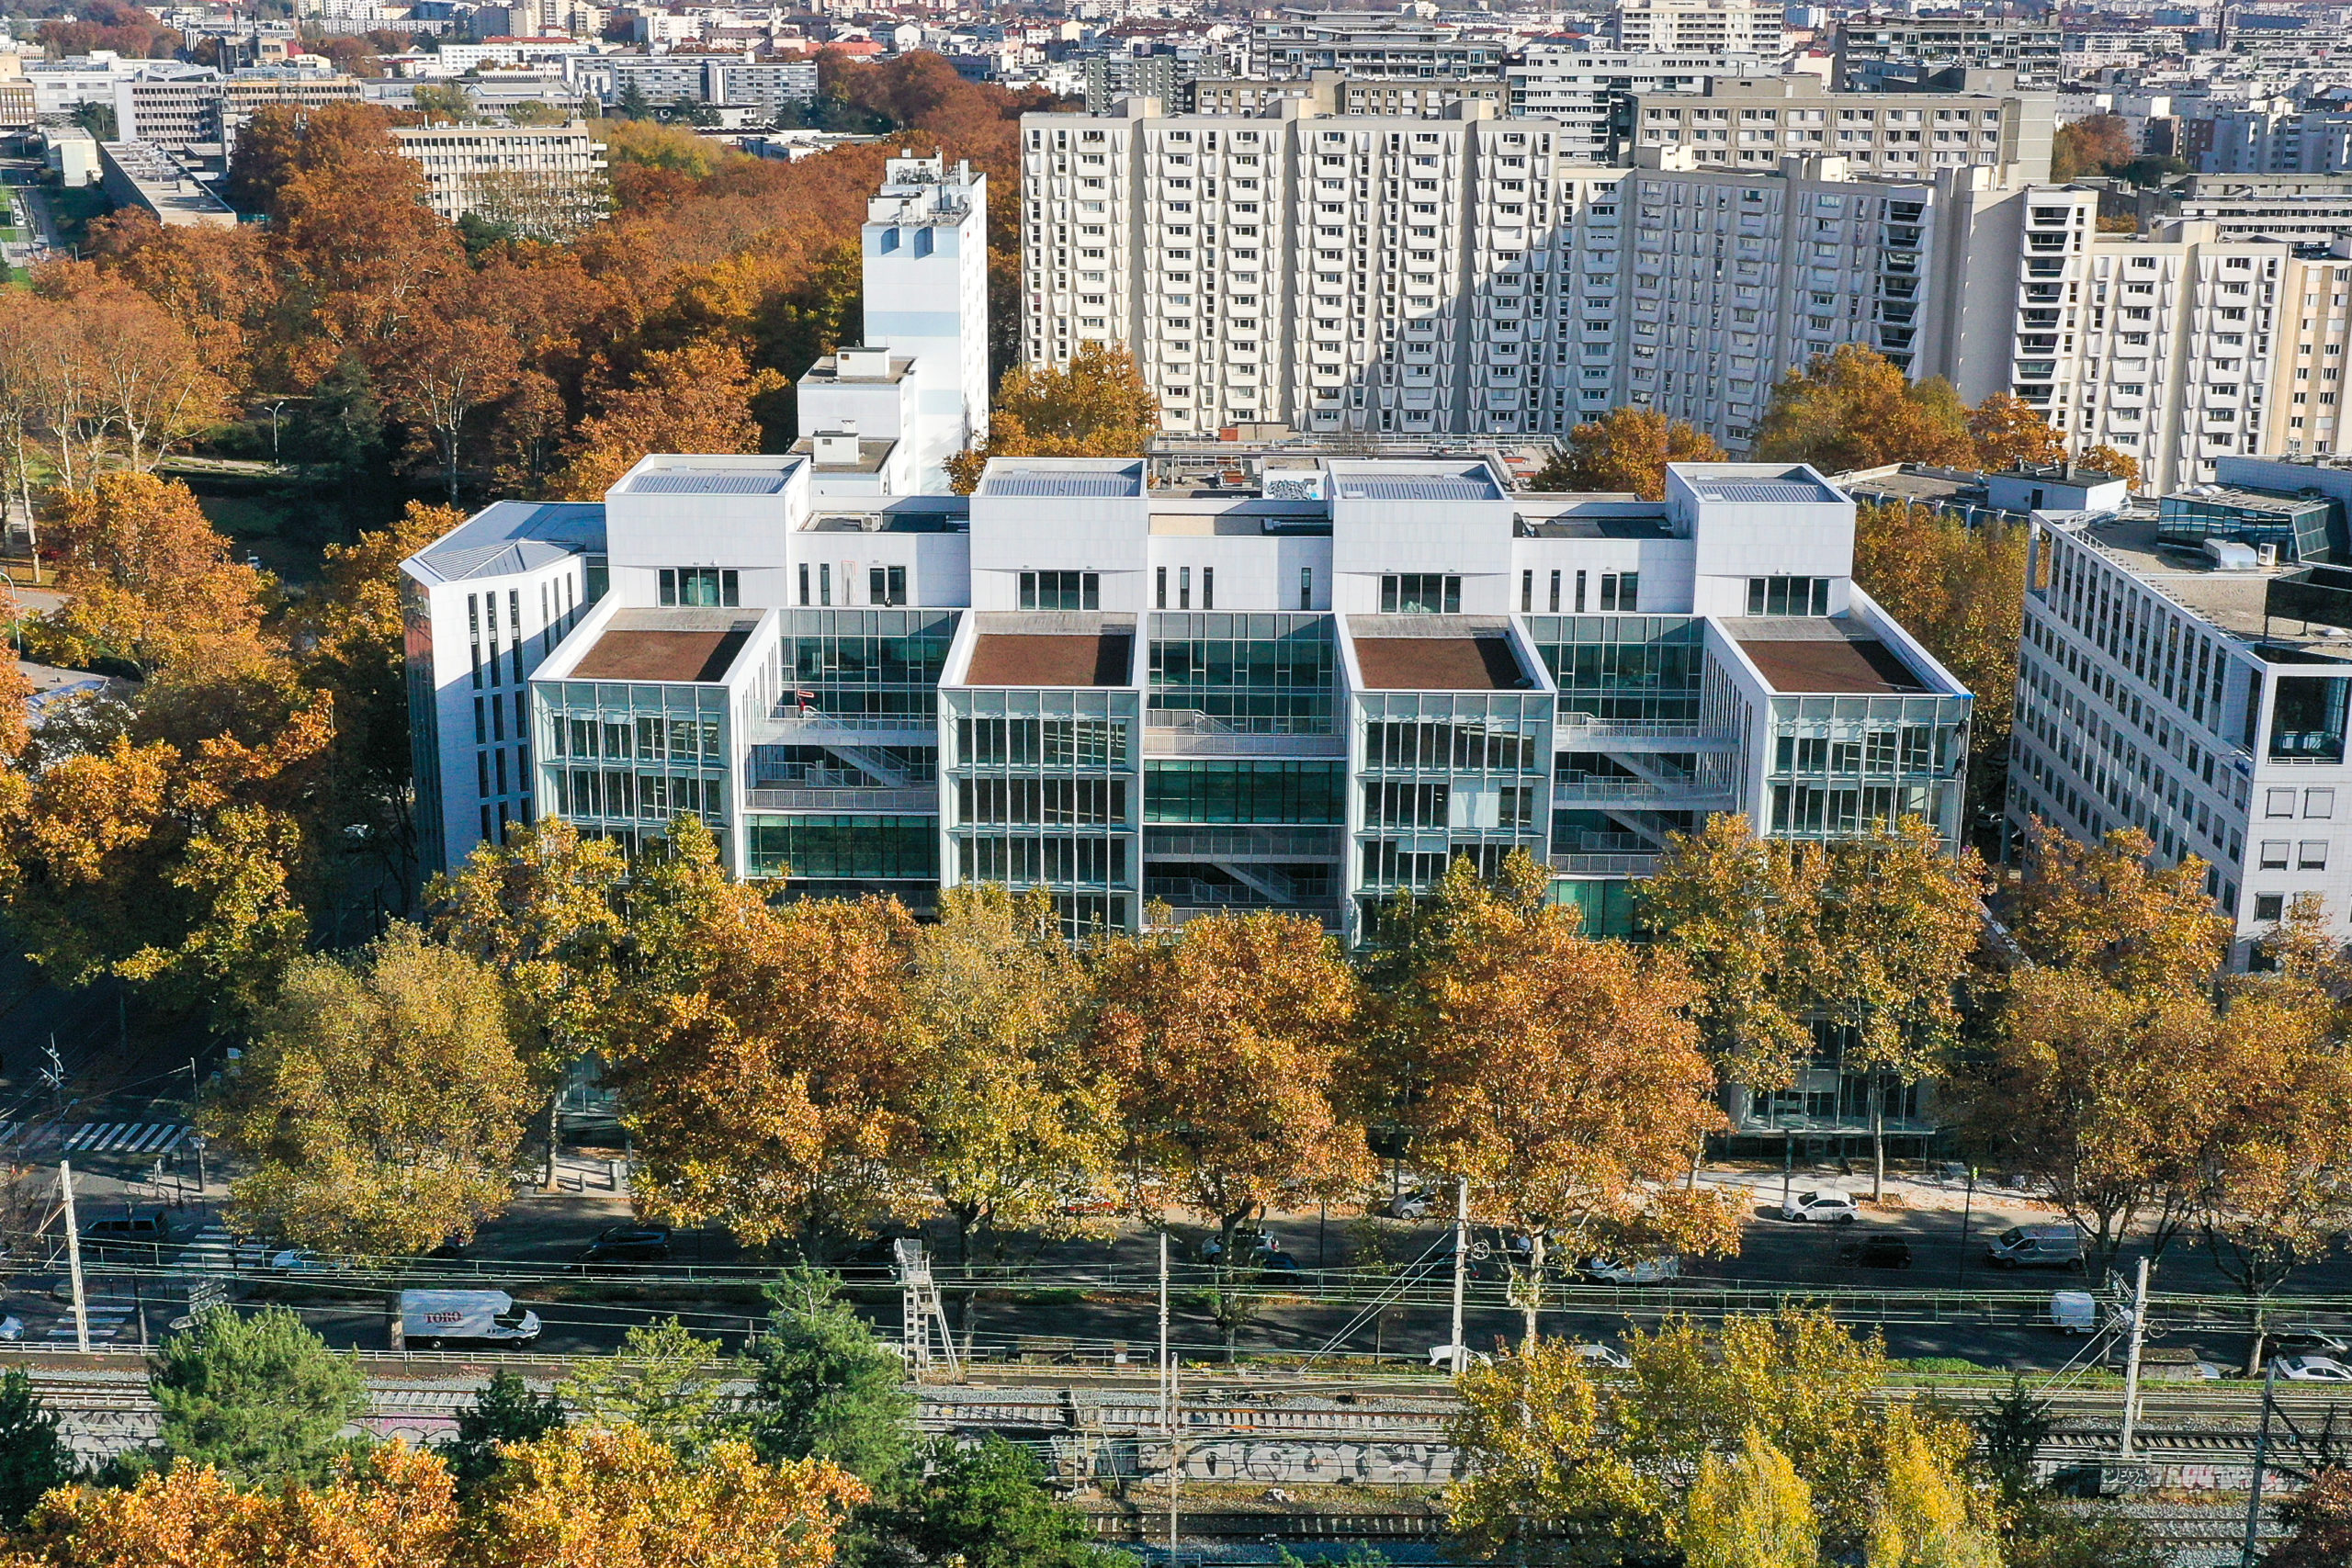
2242;1356;2278;1567
59;1159;87;1353
1781;1129;1794;1216
1956;1167;1977;1292
2118;1256;2151;1462
1450;1176;1470;1376
1161;1228;1179;1568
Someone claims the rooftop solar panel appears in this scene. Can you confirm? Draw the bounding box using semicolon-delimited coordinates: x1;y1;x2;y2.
984;473;1139;497
1336;477;1498;502
630;472;791;494
1695;480;1829;504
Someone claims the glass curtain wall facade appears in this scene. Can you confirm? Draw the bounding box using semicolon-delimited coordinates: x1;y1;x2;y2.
1351;691;1553;928
537;681;732;863
942;689;1142;933
1765;694;1971;845
1148;613;1339;734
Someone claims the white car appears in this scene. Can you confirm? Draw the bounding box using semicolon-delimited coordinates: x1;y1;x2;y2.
1578;1254;1681;1285
1569;1341;1631;1371
1426;1343;1493;1369
267;1248;345;1273
1385;1191;1433;1221
0;1315;19;1342
2272;1355;2352;1382
1782;1190;1860;1224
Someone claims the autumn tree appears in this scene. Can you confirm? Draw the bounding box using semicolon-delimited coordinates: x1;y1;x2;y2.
377;269;524;501
205;921;532;1259
1967;390;2064;471
83;214;277;399
2051;114;2136;182
471;1425;867;1568
40;472;267;677
430;821;633;1188
147;1306;370;1489
1863;1417;2003;1568
1752;345;1976;473
1679;1428;1819;1568
943;343;1159;492
549;341;784;501
2265;1471;2352;1568
1851;500;2030;820
901;885;1118;1271
1528;406;1726;501
599;820;927;1255
1815;823;1986;1200
1966;823;2236;1277
2079;443;2143;490
1639;816;1826;1105
1;276;232;478
440;1370;567;1499
1449;1309;1971;1560
1376;858;1739;1343
1087;911;1367;1269
0;1445;457;1568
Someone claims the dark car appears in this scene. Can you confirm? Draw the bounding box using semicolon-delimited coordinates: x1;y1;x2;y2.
82;1213;173;1256
2271;1328;2352;1358
1838;1235;1913;1269
1258;1250;1303;1280
579;1225;672;1266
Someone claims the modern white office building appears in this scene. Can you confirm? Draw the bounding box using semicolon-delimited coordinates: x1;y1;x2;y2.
2010;455;2352;966
404;450;1972;964
402;153;989;877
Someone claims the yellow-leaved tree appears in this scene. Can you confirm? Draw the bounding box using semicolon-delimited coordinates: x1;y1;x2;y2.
1862;1417;2003;1568
943;343;1159;492
1527;407;1725;500
1679;1427;1820;1568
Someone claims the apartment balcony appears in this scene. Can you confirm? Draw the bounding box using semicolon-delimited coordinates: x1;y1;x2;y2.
1145;825;1344;860
1554;716;1739;750
1549;852;1662;877
1552;774;1737;807
1145;714;1346;759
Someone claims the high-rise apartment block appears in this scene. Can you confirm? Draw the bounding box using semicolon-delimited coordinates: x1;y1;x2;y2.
2011;456;2352;965
1607;0;1786;59
1628;74;2052;180
403;451;1971;957
1507;46;1781;163
1832;15;2064;92
1250;14;1507;82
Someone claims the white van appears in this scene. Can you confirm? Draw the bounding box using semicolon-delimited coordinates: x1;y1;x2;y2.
399;1290;542;1349
1987;1224;2085;1270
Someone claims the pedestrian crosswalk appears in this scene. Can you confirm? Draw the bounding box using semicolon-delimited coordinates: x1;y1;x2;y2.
0;1122;188;1156
43;1305;133;1343
179;1223;237;1273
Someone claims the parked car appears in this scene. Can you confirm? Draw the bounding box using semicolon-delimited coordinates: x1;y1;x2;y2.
1577;1255;1681;1286
1426;1343;1492;1369
0;1315;19;1342
81;1213;173;1255
267;1248;345;1273
1384;1190;1433;1221
579;1225;673;1266
1258;1250;1303;1279
1986;1224;2085;1270
1569;1342;1632;1371
2271;1355;2352;1382
2270;1328;2352;1358
1838;1235;1913;1269
1781;1190;1860;1224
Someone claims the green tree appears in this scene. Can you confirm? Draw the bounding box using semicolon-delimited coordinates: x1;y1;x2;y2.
205;921;533;1259
1971;1378;2053;1512
439;1368;567;1498
1527;406;1726;500
746;1267;918;1492
0;1370;77;1526
875;1437;1114;1568
557;1318;737;1461
1679;1427;1820;1568
149;1306;369;1488
1863;1417;2001;1568
2007;1506;2169;1568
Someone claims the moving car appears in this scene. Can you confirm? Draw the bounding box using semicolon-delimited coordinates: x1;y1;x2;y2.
579;1225;672;1266
0;1315;19;1342
2271;1355;2352;1382
1838;1235;1913;1269
400;1290;542;1350
1426;1343;1492;1369
81;1213;173;1255
1781;1190;1860;1224
2051;1291;2102;1334
267;1248;345;1273
2270;1328;2352;1358
1986;1225;2085;1270
1577;1255;1681;1285
1569;1342;1632;1371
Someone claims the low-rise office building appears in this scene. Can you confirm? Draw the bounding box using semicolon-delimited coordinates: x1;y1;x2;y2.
389;120;609;236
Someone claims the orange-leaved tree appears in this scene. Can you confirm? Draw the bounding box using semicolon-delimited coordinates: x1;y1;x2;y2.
548;342;785;501
944;343;1159;492
1375;855;1740;1345
1752;344;1975;473
1965;390;2064;471
1527;406;1725;500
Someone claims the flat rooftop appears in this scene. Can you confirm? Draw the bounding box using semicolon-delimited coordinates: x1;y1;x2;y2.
2075;511;2319;644
570;611;758;682
1682;467;1845;506
790;436;897;473
966;632;1135;687
618;457;799;496
1514;501;1674;540
1351;629;1528;691
1327;460;1504;502
1735;621;1928;695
